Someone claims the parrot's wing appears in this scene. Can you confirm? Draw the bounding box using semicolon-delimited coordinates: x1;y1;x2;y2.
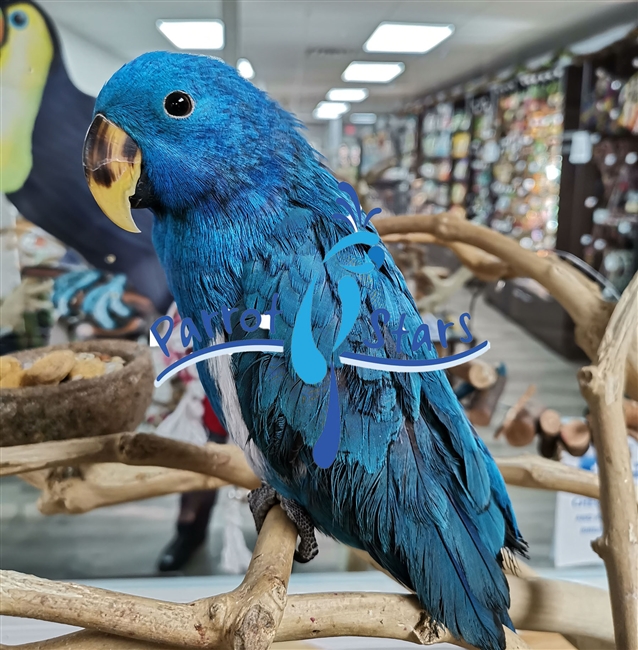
233;207;524;650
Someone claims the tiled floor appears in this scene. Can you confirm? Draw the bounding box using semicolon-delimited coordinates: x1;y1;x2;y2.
0;290;595;581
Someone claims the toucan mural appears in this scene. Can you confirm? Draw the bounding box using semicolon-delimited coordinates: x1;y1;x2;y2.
0;0;171;313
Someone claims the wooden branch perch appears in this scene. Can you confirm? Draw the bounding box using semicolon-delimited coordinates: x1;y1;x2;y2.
3;434;622;515
30;463;227;515
495;454;633;503
375;214;637;400
1;506;296;650
0;433;261;490
415;265;474;313
578;271;638;650
0;442;618;648
4;565;618;649
0;631;179;650
381;232;514;283
0;564;528;648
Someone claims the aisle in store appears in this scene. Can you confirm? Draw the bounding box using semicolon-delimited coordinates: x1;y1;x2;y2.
0;290;588;580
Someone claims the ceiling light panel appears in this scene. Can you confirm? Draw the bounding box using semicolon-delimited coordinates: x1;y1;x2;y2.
326;88;369;102
157;19;225;50
313;101;350;120
364;22;454;54
342;61;404;83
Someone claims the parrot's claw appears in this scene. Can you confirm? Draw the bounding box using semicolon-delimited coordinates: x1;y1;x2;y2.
248;483;319;564
247;483;280;533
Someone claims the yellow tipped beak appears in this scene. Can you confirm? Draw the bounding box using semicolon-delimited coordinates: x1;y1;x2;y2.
82;115;142;233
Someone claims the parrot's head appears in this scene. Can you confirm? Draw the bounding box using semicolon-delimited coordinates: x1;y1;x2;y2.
84;51;323;236
0;0;56;193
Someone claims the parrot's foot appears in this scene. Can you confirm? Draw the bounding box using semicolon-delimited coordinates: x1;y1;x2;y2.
248;483;319;563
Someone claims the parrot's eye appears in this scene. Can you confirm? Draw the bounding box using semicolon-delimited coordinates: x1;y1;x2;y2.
163;91;194;119
9;10;29;28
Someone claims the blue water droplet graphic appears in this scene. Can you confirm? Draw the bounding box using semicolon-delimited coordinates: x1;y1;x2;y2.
312;364;341;469
368;245;385;270
291;277;327;385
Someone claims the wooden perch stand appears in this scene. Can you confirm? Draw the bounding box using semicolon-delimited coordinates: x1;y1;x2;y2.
577;271;638;650
374;214;638;402
2;217;637;650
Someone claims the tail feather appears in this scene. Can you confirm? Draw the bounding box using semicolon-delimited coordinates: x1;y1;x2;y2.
362;428;515;650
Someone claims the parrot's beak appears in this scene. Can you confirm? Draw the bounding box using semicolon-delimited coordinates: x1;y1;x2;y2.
83;114;142;233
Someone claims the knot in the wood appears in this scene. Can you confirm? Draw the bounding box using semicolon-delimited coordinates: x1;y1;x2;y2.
232;603;277;650
413;608;441;645
207;599;226;623
577;367;596;389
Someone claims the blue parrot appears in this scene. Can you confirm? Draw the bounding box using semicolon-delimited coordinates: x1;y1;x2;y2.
83;51;526;650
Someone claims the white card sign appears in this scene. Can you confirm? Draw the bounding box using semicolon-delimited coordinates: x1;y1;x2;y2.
554;436;638;567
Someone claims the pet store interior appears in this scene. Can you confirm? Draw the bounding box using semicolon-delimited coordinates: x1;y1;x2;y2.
1;1;637;649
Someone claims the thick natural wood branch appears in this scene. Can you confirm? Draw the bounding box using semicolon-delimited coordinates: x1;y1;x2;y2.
0;568;532;649
351;546;613;649
381;232;513;283
0;635;320;650
375;215;636;400
30;463;227;515
7;436;622;517
5;567;618;649
0;506;295;650
415;265;473;313
0;433;261;490
0;631;179;650
494;454;632;503
578;271;638;650
279;593;529;649
507;575;614;648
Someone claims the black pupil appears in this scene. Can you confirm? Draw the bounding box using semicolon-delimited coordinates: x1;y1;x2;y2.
164;92;192;117
12;11;27;26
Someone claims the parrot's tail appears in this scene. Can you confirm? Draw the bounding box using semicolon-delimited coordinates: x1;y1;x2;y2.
374;501;515;650
339;427;526;650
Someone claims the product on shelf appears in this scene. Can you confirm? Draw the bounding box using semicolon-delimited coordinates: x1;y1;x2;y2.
489;81;564;250
415;103;471;215
467;94;498;223
581;136;638;293
619;71;638;134
582;67;631;135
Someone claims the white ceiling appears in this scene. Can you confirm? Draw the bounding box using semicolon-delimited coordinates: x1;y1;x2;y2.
42;0;637;124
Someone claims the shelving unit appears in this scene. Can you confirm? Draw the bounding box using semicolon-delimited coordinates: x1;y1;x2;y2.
489;80;565;251
412;102;472;216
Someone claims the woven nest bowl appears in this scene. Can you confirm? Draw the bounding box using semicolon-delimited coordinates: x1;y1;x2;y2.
0;340;154;447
